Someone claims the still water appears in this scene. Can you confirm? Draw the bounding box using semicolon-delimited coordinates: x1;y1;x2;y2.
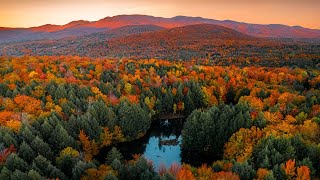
97;118;214;170
98;119;184;170
116;119;184;170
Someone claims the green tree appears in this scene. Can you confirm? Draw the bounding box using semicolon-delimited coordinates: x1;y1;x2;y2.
117;101;151;140
253;112;267;128
19;141;36;163
106;147;123;164
19;124;36;144
5;153;29;172
72;161;96;180
231;161;256;180
27;169;43;180
183;92;195;115
31;136;53;160
40;120;54;140
88;100;117;127
11;169;29;180
253;136;296;169
0;166;12;180
2;132;17;147
48;124;76;152
182;104;252;158
31;155;66;179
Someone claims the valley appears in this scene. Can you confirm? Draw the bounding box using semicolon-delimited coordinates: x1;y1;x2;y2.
0;11;319;180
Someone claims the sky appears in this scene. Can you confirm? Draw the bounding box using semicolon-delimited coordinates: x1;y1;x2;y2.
0;0;319;29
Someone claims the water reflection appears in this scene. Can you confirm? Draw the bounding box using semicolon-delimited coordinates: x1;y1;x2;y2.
97;119;184;170
144;135;182;169
97;119;216;170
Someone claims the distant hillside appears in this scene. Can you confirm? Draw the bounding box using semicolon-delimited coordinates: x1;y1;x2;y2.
0;24;263;59
30;20;90;32
1;14;320;43
83;24;166;41
0;24;169;56
113;24;254;42
99;24;260;59
1;23;319;67
72;15;320;38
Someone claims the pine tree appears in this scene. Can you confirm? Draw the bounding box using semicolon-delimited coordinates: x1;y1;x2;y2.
40;119;54;140
117;101;151;140
5;153;29;172
19;141;36;163
31;136;53;160
48;124;76;152
27;169;43;180
11;169;29;180
2;132;17;147
231;161;256;180
106;147;123;164
72;161;96;180
0;166;12;180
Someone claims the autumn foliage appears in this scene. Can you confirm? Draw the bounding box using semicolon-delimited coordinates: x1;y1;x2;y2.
0;55;319;179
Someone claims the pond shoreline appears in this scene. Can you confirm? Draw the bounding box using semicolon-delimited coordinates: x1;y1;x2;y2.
158;113;185;120
95;118;185;169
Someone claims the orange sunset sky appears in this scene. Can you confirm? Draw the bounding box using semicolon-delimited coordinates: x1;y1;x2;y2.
0;0;319;29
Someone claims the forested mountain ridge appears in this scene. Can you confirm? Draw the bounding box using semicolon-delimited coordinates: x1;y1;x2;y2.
1;14;320;44
1;23;319;68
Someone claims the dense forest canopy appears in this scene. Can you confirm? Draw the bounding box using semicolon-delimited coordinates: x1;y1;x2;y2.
0;56;319;179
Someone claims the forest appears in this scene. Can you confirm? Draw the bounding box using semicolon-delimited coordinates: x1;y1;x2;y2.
1;24;320;69
0;55;319;179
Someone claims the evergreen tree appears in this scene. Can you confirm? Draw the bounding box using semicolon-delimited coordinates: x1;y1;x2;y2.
106;147;123;164
5;153;29;172
88;100;117;127
162;89;174;113
272;164;286;180
183;92;195;115
104;173;118;180
110;158;123;172
48;124;76;152
2;132;17;147
19;141;36;163
253;136;296;169
40;120;54;140
182;103;252;158
231;161;256;180
190;82;205;109
72;161;96;180
0;166;12;180
31;155;51;176
253;112;267;128
31;154;66;179
57;154;79;179
11;169;29;180
117;101;151;140
27;169;43;180
31;136;53;160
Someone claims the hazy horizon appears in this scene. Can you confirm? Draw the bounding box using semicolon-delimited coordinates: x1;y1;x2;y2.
0;0;319;29
1;14;320;30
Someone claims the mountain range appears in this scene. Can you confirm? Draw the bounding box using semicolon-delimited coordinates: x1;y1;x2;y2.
2;24;260;57
1;14;320;43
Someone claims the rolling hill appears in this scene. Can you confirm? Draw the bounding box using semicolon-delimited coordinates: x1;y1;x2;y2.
1;23;318;68
0;24;262;58
1;14;320;43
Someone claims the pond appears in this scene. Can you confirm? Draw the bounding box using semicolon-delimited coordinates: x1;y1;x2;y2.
97;119;184;170
97;118;214;170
